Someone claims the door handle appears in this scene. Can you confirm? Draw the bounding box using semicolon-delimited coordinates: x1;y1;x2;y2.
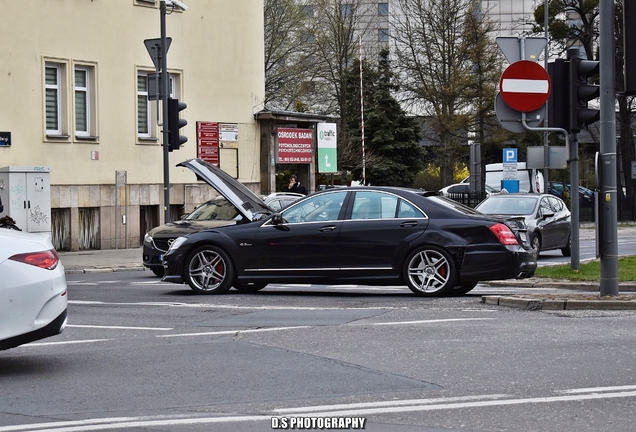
319;225;337;232
400;221;418;227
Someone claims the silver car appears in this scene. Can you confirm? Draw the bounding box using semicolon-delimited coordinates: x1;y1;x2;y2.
475;193;571;256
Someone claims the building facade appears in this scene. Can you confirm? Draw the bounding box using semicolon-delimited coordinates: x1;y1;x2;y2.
0;0;265;250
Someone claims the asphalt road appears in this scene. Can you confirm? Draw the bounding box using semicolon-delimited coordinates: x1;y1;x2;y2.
2;271;636;432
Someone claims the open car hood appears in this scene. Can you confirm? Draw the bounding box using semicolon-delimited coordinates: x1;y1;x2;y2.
177;158;272;221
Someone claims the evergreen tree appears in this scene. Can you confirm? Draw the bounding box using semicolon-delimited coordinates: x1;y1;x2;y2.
344;51;425;187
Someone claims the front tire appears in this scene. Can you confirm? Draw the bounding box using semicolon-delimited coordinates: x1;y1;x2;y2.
531;233;542;256
404;246;457;296
151;267;164;277
185;245;235;294
561;236;571;256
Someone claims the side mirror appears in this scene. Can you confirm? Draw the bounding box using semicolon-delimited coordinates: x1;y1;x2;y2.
271;213;284;225
542;211;555;219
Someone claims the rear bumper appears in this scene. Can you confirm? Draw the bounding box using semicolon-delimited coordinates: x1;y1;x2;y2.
0;309;68;351
461;246;537;281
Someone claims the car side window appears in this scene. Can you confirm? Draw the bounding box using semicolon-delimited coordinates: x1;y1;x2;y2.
397;199;424;218
539;197;552;217
351;191;400;220
547;196;562;212
281;191;347;223
351;191;384;219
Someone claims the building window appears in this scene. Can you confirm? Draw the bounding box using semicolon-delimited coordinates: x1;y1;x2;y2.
378;3;389;16
74;67;91;137
340;3;352;17
379;28;390;42
302;5;314;17
138;70;178;142
137;73;152;137
45;65;63;135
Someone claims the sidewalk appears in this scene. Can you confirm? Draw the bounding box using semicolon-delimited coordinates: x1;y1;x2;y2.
59;247;145;274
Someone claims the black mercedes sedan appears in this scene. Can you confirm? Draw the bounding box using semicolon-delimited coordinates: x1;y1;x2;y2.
161;158;537;297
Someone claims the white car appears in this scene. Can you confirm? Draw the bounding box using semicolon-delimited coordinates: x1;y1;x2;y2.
0;229;68;351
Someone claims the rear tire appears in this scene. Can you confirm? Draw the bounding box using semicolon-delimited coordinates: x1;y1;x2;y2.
404;246;456;297
185;245;234;294
451;282;478;296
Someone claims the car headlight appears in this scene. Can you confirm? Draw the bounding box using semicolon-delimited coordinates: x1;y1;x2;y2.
168;236;188;251
144;233;153;244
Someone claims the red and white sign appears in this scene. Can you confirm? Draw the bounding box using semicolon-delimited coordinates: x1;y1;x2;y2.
197;121;219;167
277;128;313;164
499;60;551;113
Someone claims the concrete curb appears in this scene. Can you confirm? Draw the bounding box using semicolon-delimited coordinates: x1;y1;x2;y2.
483;279;636;292
65;266;146;274
482;295;636;311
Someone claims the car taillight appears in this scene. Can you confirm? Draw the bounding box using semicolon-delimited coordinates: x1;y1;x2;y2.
9;249;60;270
489;223;519;245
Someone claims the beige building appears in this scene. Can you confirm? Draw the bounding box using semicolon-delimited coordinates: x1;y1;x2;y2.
0;0;266;250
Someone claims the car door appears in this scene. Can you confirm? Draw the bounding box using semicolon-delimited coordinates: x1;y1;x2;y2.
547;196;571;247
248;191;349;277
337;191;428;275
537;196;560;249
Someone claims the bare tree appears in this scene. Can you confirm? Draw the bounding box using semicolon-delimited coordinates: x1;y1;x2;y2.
391;0;506;187
304;0;373;181
264;0;315;110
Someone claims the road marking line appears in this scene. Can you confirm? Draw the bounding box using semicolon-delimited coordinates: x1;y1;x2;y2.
158;326;312;338
274;394;511;413
278;390;636;418
67;324;173;331
5;389;636;431
359;318;494;326
557;384;636;394
21;339;112;347
68;300;394;311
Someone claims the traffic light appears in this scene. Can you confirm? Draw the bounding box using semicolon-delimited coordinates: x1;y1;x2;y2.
568;51;600;133
624;0;636;95
167;98;187;151
547;59;570;132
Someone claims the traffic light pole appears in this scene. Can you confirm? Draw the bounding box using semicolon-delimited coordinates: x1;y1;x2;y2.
568;128;580;270
520;115;578;268
566;48;581;271
598;0;619;296
160;0;171;224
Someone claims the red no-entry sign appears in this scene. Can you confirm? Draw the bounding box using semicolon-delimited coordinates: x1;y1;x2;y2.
499;60;551;113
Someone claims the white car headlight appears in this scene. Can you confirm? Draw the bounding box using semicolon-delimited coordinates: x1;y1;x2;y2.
168;236;188;251
144;233;153;243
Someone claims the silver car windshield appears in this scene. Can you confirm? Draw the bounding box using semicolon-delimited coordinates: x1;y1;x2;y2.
185;197;241;221
477;197;538;216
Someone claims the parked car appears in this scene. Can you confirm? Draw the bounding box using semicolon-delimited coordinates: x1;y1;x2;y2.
0;229;68;351
548;181;594;207
143;194;271;277
160;158;537;297
262;192;304;211
475;193;571;256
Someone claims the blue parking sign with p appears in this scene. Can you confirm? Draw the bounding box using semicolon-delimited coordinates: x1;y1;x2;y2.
503;148;518;163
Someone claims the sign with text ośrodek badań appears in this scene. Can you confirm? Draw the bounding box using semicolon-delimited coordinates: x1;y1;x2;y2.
499;60;551;113
277;128;313;164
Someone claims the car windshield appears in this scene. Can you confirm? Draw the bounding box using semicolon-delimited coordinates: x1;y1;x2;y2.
476;197;538;216
185;197;240;221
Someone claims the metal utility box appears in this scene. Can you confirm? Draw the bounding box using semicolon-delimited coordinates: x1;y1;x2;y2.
0;166;52;233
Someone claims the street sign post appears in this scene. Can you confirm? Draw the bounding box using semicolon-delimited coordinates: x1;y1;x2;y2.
499;60;551;112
